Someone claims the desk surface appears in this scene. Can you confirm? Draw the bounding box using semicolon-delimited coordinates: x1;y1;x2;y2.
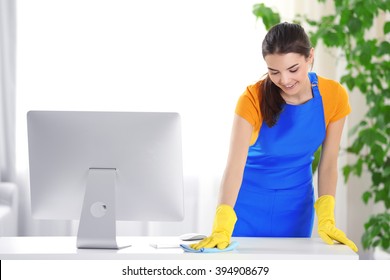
0;236;358;260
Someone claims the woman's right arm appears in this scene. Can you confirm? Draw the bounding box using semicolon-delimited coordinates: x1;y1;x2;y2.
190;114;253;250
218;114;253;207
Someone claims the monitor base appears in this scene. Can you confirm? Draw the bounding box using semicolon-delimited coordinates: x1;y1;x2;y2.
77;168;119;249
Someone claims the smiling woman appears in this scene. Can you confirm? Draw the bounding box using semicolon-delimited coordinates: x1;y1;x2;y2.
191;22;357;253
265;53;314;104
261;22;314;126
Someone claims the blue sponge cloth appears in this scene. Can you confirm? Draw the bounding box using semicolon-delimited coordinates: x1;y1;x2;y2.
180;241;239;253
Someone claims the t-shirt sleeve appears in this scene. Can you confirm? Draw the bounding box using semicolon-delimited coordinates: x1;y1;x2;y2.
235;89;259;127
319;76;352;126
329;83;351;123
234;82;263;145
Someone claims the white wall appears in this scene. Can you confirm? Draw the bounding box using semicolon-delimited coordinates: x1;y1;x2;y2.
16;0;268;236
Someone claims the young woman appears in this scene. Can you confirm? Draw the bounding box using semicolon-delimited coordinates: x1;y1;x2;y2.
191;22;357;252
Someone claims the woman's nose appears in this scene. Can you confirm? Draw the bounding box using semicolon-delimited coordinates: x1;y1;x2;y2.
279;73;290;85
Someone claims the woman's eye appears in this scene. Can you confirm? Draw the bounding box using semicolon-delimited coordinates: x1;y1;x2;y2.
270;71;279;75
290;68;298;73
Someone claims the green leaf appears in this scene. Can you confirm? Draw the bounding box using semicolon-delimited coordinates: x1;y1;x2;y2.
372;172;383;186
374;188;388;203
355;157;364;177
383;166;390;178
362;232;371;249
379;0;390;11
382;238;390;250
312;147;322;174
340;9;352;26
346;137;364;154
373;239;381;247
252;3;281;30
383;222;390;233
340;75;355;91
348;16;362;34
372;224;382;237
384;21;390;34
371;143;385;166
362;191;372;204
359;127;387;145
377;41;390;56
343;165;352;183
322;30;344;47
358;42;373;65
348;120;367;137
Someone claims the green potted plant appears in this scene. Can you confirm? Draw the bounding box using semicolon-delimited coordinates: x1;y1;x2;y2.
253;0;390;253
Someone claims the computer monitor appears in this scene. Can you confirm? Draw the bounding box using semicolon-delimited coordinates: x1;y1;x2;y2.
27;111;184;249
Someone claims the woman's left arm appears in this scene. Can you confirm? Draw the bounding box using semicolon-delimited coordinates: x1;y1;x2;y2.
315;116;358;252
317;117;346;197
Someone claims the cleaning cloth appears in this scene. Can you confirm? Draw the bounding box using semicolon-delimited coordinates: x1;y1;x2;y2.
180;241;239;253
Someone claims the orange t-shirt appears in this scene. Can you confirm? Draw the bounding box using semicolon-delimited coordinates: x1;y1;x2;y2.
235;75;351;145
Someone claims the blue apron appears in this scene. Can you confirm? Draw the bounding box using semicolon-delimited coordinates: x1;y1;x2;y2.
233;72;326;237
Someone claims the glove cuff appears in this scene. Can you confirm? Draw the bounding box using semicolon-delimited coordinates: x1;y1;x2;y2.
212;204;237;236
314;195;335;224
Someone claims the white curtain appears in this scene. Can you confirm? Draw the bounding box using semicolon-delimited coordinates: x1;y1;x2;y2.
0;0;18;236
0;0;16;183
16;0;268;237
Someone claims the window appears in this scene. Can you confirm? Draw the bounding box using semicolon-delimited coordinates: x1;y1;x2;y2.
16;0;265;178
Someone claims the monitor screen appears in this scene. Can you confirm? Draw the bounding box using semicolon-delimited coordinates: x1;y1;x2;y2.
27;111;184;249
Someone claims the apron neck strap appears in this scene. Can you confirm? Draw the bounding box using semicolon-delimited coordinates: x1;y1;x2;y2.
308;72;320;97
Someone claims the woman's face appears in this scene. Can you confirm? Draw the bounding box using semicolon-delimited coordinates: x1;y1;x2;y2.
264;50;314;98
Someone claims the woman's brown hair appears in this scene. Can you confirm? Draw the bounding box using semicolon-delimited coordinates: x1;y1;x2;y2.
261;22;312;127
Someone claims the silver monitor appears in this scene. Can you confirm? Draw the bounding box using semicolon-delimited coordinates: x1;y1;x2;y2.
27;111;184;249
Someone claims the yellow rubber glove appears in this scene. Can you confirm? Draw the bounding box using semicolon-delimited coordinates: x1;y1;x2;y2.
314;195;358;252
190;204;237;250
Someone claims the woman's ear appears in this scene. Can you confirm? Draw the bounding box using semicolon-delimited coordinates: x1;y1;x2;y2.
309;48;315;64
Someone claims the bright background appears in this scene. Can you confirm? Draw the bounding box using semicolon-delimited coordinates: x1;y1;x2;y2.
10;0;383;260
15;0;269;236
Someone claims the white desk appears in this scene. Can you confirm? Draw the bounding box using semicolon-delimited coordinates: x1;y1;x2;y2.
0;236;358;260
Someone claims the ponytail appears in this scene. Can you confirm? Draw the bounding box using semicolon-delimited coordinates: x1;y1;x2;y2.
261;75;285;127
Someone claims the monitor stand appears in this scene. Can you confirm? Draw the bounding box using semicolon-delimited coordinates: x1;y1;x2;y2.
77;168;125;249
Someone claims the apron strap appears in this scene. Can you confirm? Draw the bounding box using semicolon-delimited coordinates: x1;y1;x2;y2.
308;72;320;98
